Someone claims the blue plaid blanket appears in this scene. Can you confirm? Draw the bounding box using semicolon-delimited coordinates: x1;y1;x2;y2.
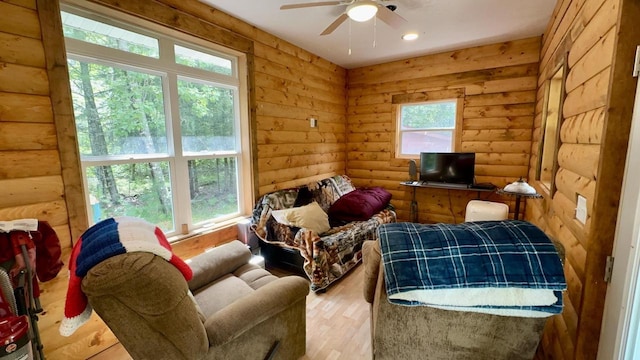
378;221;566;316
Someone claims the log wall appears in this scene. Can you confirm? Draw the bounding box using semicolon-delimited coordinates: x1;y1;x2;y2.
1;0;348;359
529;0;640;359
346;37;541;223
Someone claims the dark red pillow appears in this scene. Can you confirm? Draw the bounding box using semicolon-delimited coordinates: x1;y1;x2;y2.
328;187;391;225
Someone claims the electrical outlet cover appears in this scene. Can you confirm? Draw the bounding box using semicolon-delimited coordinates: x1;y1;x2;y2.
576;195;587;224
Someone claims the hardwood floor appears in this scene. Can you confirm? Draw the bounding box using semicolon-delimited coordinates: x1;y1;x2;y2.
88;264;372;360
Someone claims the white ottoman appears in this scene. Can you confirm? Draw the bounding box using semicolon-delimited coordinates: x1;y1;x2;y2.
465;200;509;222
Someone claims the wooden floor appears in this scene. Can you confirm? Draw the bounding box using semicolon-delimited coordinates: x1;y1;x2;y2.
88;264;372;360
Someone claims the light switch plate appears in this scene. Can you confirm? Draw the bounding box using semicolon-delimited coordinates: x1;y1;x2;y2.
576;194;587;224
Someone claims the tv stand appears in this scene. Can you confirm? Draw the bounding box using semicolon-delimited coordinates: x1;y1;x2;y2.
401;181;497;222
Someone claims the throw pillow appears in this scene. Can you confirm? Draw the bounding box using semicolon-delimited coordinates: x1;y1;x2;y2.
328;187;391;225
270;201;331;234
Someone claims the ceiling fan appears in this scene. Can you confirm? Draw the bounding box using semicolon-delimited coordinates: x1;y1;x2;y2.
280;0;407;35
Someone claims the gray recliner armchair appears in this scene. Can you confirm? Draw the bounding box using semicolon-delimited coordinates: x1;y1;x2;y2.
82;240;309;360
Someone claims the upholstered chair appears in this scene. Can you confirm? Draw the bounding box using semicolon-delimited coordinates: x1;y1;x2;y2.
82;240;309;360
362;240;550;360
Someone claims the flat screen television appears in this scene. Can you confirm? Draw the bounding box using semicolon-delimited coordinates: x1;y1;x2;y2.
420;152;476;186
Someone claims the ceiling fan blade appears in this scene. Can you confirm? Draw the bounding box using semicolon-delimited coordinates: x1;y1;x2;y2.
321;13;349;35
376;5;407;28
280;1;342;10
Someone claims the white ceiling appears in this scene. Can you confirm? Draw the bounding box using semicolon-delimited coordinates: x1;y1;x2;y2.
202;0;557;69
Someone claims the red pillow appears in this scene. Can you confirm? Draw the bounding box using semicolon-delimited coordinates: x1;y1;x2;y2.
328;187;391;225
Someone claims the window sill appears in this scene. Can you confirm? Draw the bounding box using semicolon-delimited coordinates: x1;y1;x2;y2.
167;215;249;243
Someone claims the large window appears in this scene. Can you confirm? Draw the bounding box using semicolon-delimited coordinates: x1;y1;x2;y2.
61;7;252;236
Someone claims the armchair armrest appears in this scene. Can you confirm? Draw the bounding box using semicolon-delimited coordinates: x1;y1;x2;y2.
188;240;251;292
362;240;381;304
204;275;309;346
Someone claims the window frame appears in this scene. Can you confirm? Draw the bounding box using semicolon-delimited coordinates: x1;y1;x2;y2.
392;89;465;161
536;54;568;197
61;3;253;238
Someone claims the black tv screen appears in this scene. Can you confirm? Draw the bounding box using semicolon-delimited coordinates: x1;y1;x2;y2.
420;152;475;185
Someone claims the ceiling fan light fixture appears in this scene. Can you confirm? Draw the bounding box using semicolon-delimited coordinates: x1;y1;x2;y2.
347;1;378;22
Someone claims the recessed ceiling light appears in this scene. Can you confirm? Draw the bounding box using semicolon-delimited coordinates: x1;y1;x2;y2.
402;33;419;41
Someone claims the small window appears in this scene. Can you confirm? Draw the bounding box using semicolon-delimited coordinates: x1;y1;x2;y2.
537;62;567;194
396;99;458;157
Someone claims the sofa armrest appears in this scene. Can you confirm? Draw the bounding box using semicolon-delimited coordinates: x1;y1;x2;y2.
204;275;310;346
188;240;252;292
362;240;381;304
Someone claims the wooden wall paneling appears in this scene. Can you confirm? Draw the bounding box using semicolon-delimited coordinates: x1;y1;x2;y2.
0;1;41;38
0;92;52;122
0;32;45;67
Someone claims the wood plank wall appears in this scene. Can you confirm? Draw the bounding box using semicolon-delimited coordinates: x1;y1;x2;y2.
0;0;73;247
528;0;640;359
346;37;541;223
9;0;347;358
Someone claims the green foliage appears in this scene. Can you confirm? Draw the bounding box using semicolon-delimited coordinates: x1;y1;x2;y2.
401;101;456;129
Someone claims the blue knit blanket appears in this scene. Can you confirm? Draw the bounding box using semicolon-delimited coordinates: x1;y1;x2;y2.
378;221;566;317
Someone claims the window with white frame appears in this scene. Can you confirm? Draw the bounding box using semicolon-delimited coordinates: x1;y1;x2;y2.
396;99;459;157
61;7;252;237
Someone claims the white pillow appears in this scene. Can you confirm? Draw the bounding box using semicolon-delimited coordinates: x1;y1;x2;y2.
271;201;330;234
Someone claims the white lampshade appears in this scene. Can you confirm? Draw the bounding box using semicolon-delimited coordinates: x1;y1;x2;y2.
504;178;537;195
347;2;378;22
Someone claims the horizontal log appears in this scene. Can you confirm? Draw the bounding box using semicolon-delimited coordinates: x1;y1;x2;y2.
258;161;344;187
0;122;57;150
0;92;52;122
0;149;60;178
257;143;345;157
347;132;391;143
462;140;532;153
464;103;534;118
0;200;68;226
256;86;345;115
0;2;41;38
475;164;529;177
347;112;391;124
258;152;345;172
0;62;49;95
258;172;341;195
347;151;392;161
463;116;533;130
0;32;45;67
557;143;600;180
347;122;393;134
465;76;538;96
257;129;344;145
0;175;64;208
560;107;604;144
257;115;345;133
256;102;344;123
474;152;529;166
563;68;610;118
565;27;616;93
464;90;536;107
462;129;532;142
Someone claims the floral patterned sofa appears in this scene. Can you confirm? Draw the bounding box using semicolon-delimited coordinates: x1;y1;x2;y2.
251;175;396;292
